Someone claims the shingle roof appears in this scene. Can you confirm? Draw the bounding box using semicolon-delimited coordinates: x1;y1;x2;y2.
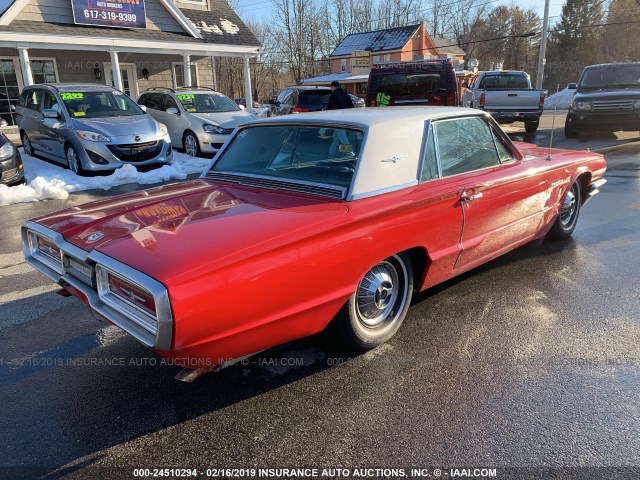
0;19;198;42
0;0;260;48
181;0;260;47
431;38;465;56
330;24;420;57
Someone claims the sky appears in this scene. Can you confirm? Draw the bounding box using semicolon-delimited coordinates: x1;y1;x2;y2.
233;0;566;31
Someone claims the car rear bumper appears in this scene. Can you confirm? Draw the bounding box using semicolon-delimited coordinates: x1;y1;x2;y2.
487;109;543;123
567;111;640;131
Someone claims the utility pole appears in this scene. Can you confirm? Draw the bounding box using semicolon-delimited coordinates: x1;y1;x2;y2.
536;0;550;89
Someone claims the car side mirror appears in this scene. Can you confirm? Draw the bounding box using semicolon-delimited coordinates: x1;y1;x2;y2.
43;108;58;119
276;101;281;107
166;107;179;115
567;83;577;90
138;104;147;112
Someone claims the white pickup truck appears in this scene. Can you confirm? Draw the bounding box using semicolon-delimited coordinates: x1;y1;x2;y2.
461;70;545;132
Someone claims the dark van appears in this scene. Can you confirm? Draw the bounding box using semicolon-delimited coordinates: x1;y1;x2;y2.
367;59;458;107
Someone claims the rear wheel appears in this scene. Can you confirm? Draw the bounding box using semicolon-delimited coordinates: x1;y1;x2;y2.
21;132;34;156
183;131;201;157
547;180;581;239
525;120;539;133
335;253;413;351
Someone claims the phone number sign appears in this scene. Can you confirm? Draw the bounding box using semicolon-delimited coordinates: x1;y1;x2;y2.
71;0;147;29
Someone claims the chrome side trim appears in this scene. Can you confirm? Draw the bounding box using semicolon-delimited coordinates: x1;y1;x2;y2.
22;221;173;350
583;178;607;206
348;180;419;200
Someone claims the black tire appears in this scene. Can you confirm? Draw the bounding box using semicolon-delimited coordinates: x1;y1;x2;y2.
335;253;413;351
547;180;582;240
183;131;201;157
21;132;34;156
525;120;539;133
564;115;579;138
65;144;86;176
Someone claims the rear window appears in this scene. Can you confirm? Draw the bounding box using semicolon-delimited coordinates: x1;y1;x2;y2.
478;74;530;90
298;91;330;106
372;72;447;96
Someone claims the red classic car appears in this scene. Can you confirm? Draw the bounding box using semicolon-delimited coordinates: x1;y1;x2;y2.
22;107;607;380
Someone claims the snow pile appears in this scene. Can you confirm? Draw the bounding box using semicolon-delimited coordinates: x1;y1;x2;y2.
0;149;212;206
544;88;575;109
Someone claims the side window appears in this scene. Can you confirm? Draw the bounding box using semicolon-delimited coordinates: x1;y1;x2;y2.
43;91;61;115
19;89;29;108
276;89;289;103
138;93;148;106
145;93;163;110
434;117;501;177
420;124;438;181
162;95;179;112
492;130;515;163
25;89;43;112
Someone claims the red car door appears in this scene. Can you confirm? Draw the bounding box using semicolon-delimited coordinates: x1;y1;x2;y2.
431;116;548;271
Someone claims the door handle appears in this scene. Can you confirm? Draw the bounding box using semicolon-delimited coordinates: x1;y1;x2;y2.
460;186;486;207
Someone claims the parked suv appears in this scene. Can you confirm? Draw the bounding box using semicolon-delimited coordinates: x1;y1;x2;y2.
16;84;172;175
366;58;458;107
138;87;253;157
565;62;640;138
270;86;332;115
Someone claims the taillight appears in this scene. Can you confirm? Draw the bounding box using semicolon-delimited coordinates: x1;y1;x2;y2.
107;273;157;317
479;93;486;109
447;92;456;106
292;106;309;113
369;98;377;107
539;92;545;109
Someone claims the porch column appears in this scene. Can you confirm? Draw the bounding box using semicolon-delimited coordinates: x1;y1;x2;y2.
109;51;123;91
183;54;192;87
17;47;33;86
243;57;253;113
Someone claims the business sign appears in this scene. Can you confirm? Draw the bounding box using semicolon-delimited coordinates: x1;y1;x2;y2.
352;50;370;68
71;0;147;29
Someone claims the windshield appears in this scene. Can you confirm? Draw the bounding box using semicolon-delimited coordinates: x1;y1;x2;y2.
177;93;240;113
478;74;530;90
209;125;364;189
578;65;640;91
60;91;144;118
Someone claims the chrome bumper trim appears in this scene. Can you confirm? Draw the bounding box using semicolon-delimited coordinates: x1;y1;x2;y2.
22;221;173;350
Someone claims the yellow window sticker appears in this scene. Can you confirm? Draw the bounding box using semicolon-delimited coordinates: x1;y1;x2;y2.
177;94;195;100
187;107;196;112
61;92;84;100
73;111;86;117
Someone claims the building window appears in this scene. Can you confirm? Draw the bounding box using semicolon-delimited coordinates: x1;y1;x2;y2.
179;0;206;4
0;59;21;126
373;56;380;65
340;59;346;72
384;54;390;63
31;59;58;84
173;63;199;88
356;83;366;95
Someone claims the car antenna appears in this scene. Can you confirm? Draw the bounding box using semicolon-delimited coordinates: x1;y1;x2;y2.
547;95;559;161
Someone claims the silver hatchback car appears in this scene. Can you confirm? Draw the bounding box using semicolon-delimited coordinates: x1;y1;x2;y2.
16;84;172;175
137;87;254;157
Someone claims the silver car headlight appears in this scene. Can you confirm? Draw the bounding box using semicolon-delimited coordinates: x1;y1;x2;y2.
571;101;591;111
157;122;169;137
76;130;111;142
0;142;15;161
203;123;226;135
634;100;640;109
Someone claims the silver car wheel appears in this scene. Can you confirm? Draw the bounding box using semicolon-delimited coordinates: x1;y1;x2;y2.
22;134;33;156
66;146;80;174
356;258;407;328
560;184;578;229
184;133;198;157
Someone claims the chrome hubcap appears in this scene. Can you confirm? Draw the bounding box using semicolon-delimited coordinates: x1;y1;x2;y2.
357;261;399;327
560;187;577;227
185;135;197;157
23;136;32;155
67;148;79;173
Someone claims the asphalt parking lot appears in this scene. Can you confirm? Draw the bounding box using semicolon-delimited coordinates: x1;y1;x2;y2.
1;112;639;480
